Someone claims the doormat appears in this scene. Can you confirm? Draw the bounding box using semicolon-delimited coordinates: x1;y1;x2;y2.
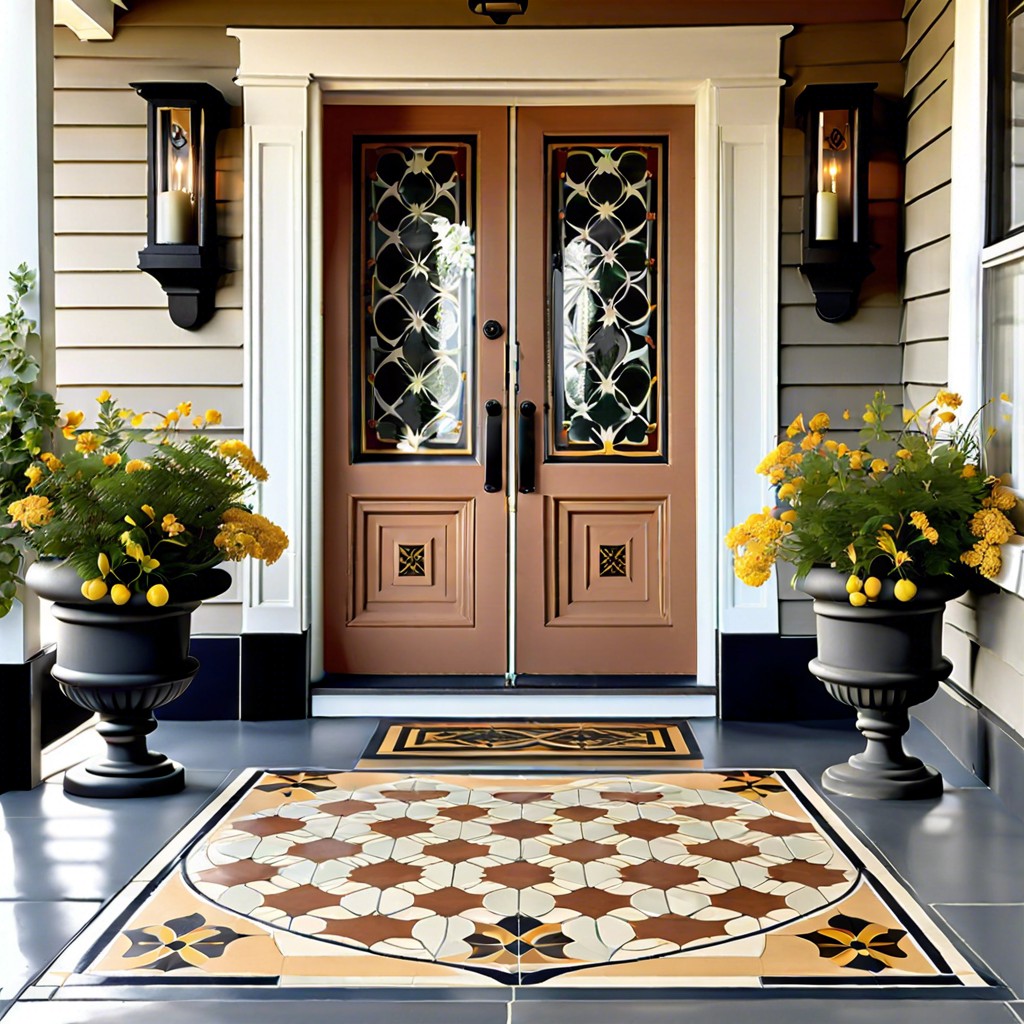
21;769;1001;1005
358;720;702;769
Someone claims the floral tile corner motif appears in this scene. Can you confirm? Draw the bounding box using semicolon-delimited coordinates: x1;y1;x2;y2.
36;769;998;998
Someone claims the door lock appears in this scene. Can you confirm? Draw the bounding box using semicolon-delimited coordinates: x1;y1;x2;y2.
482;319;504;340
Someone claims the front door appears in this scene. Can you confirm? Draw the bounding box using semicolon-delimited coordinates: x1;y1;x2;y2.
322;104;695;679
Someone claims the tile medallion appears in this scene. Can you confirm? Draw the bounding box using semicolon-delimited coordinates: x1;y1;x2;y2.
27;770;1001;1002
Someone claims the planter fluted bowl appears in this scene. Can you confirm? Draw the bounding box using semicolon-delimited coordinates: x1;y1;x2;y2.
28;560;231;798
798;566;966;800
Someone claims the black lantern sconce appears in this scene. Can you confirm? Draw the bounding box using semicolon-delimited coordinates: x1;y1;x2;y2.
794;83;877;323
468;1;528;24
132;82;229;330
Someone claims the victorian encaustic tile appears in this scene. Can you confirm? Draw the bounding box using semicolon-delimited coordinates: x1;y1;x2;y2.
23;768;1001;1005
357;720;703;770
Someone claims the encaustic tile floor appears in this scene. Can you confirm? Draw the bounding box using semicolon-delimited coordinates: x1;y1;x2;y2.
2;717;1024;1024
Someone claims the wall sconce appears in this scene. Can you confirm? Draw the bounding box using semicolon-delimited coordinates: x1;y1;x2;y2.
468;1;528;24
132;82;229;330
794;83;876;323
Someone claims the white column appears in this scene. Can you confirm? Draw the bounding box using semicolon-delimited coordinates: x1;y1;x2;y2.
701;84;782;640
0;0;54;662
237;77;318;637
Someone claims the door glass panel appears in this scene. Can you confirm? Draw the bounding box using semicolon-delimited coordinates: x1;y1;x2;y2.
357;140;475;457
549;142;664;459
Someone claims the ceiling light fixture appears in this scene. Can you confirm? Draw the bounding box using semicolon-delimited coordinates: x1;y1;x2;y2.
468;1;528;25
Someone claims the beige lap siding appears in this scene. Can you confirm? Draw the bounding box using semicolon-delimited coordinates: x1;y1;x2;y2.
53;22;243;633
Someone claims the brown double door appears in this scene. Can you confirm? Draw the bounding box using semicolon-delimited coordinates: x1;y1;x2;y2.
323;104;695;679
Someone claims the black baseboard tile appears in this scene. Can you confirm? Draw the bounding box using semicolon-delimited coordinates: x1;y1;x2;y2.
157;636;241;721
718;632;855;722
240;631;309;721
913;681;1024;822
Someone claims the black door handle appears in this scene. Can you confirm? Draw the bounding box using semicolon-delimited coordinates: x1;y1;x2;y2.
518;400;537;494
484;399;503;493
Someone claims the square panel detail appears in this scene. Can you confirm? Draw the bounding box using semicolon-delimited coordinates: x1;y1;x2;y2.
350;499;475;627
598;544;628;577
546;498;670;627
397;544;426;577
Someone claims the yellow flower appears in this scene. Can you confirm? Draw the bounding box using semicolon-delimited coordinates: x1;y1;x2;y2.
823;439;838;452
848;451;865;470
800;431;822;451
162;513;186;536
140;555;160;572
1000;392;1012;403
24;465;43;490
215;508;289;565
780;510;798;524
124;539;144;561
777;483;796;501
808;412;830;432
205;408;222;425
785;413;806;438
896;449;912;460
61;410;84;439
192;416;204;429
218;440;269;481
96;389;111;404
75;432;100;454
862;410;877;424
97;552;110;577
983;484;1017;511
117;408;132;420
836;443;850;457
8;495;54;530
870;458;889;474
125;459;151;474
936;390;962;409
165;409;181;424
842;409;850;420
146;584;169;607
40;452;62;472
938;410;956;423
910;510;939;545
177;401;192;417
902;408;915;424
894;550;912;567
962;463;977;478
131;413;145;427
969;508;1016;545
141;504;155;520
102;452;122;467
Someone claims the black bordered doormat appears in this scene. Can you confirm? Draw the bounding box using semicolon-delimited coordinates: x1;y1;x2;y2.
357;719;703;769
20;767;1003;1003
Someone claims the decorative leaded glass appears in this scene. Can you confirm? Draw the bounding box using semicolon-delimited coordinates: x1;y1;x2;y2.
549;143;663;458
359;141;475;456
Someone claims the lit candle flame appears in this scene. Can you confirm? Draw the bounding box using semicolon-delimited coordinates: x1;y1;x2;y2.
828;159;838;194
174;157;184;192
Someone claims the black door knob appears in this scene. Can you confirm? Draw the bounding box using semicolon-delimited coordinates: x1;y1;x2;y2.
482;319;504;340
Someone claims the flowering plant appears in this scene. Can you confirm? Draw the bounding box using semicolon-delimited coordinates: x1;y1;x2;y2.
7;391;287;608
725;390;1018;604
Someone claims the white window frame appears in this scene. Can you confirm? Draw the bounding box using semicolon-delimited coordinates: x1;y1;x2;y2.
949;0;1024;596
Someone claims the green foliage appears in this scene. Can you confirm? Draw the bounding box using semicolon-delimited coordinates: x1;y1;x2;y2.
0;266;60;617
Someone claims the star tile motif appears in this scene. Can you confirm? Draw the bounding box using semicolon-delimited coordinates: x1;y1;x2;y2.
188;772;858;986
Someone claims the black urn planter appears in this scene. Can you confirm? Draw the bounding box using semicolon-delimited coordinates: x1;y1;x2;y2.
798;566;966;800
27;560;231;798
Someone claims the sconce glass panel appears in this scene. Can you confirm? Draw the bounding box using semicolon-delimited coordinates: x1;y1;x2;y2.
357;139;475;458
155;106;196;245
813;109;855;243
548;141;664;460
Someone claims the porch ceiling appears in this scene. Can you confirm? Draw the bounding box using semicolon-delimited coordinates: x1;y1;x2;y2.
118;0;904;28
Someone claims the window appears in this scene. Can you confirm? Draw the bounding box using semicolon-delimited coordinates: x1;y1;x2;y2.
983;0;1024;486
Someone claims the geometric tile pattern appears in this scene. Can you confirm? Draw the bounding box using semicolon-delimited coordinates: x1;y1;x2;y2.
397;544;426;577
35;770;994;996
598;544;627;577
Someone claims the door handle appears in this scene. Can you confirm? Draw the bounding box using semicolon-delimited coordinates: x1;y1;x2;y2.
518;400;537;494
484;399;503;493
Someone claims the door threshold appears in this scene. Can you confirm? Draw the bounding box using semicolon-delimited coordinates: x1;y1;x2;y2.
311;689;717;718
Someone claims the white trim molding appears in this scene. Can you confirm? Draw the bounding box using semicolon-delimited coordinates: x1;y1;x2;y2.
53;0;114;42
229;25;788;680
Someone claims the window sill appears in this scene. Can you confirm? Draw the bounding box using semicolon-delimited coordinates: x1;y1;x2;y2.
988;534;1024;598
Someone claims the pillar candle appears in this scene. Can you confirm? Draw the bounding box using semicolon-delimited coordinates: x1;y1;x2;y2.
815;191;838;241
156;190;193;244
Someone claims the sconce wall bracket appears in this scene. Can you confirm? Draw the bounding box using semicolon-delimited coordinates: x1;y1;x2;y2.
132;82;229;331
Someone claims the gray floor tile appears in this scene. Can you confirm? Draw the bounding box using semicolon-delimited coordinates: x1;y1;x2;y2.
0;770;229;901
0;900;100;1004
510;997;1019;1024
935;904;1024;998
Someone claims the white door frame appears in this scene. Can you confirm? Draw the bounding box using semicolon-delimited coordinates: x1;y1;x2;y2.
229;25;787;689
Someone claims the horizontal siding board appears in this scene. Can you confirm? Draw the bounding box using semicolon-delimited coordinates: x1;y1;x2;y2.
54;126;146;162
55;307;243;347
55;58;241;101
904;4;953;94
56;346;243;386
55;385;243;428
904;0;951;57
53;89;146;126
780;267;813;306
780;234;802;266
782;343;902;384
903;292;949;341
781;198;803;233
905;184;951;250
905;78;952;156
906;381;945;410
905;237;951;298
55;26;240;65
781;155;804;198
54;161;146;198
902;338;949;383
906;47;953;116
55;235;244;274
56;270;242;309
781;305;905;345
782;386;902;425
905;131;952;201
55;197;146;234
